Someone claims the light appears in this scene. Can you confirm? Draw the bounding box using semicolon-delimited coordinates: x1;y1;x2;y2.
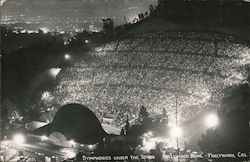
41;135;48;141
41;91;54;102
49;68;61;77
2;140;10;147
69;140;75;147
88;144;95;150
205;113;219;128
13;133;25;144
246;57;250;64
143;131;153;138
66;150;76;159
170;126;183;138
147;131;153;137
64;54;71;60
142;138;156;151
61;148;76;159
9;149;17;155
85;39;89;43
40;27;49;34
0;0;7;6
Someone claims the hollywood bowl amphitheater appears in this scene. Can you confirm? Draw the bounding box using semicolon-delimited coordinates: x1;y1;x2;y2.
49;30;249;134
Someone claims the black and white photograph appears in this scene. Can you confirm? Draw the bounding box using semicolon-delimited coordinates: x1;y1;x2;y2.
0;0;250;161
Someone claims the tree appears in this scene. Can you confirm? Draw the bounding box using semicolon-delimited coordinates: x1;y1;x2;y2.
158;108;168;133
124;115;130;134
121;115;130;136
149;5;154;13
76;152;84;161
162;108;167;118
150;143;163;162
102;18;114;36
138;13;144;20
138;106;153;133
149;5;155;15
138;106;149;122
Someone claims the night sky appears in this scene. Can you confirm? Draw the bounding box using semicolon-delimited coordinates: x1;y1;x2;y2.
2;0;158;24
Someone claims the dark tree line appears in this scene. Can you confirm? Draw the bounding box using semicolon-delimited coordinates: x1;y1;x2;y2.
198;73;250;160
157;0;250;27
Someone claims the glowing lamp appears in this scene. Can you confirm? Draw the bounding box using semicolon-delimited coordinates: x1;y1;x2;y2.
64;54;71;60
41;135;48;141
49;68;61;77
88;144;95;150
13;133;25;144
170;126;183;138
205;113;219;128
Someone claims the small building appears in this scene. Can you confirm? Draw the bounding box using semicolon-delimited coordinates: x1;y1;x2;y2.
102;114;117;124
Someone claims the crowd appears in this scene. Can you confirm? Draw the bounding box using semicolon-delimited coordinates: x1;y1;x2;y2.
48;31;249;127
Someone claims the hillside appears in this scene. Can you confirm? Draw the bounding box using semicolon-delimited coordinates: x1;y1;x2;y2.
48;31;250;128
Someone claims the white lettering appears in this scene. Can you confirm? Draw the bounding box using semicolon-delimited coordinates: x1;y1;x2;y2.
237;152;247;158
